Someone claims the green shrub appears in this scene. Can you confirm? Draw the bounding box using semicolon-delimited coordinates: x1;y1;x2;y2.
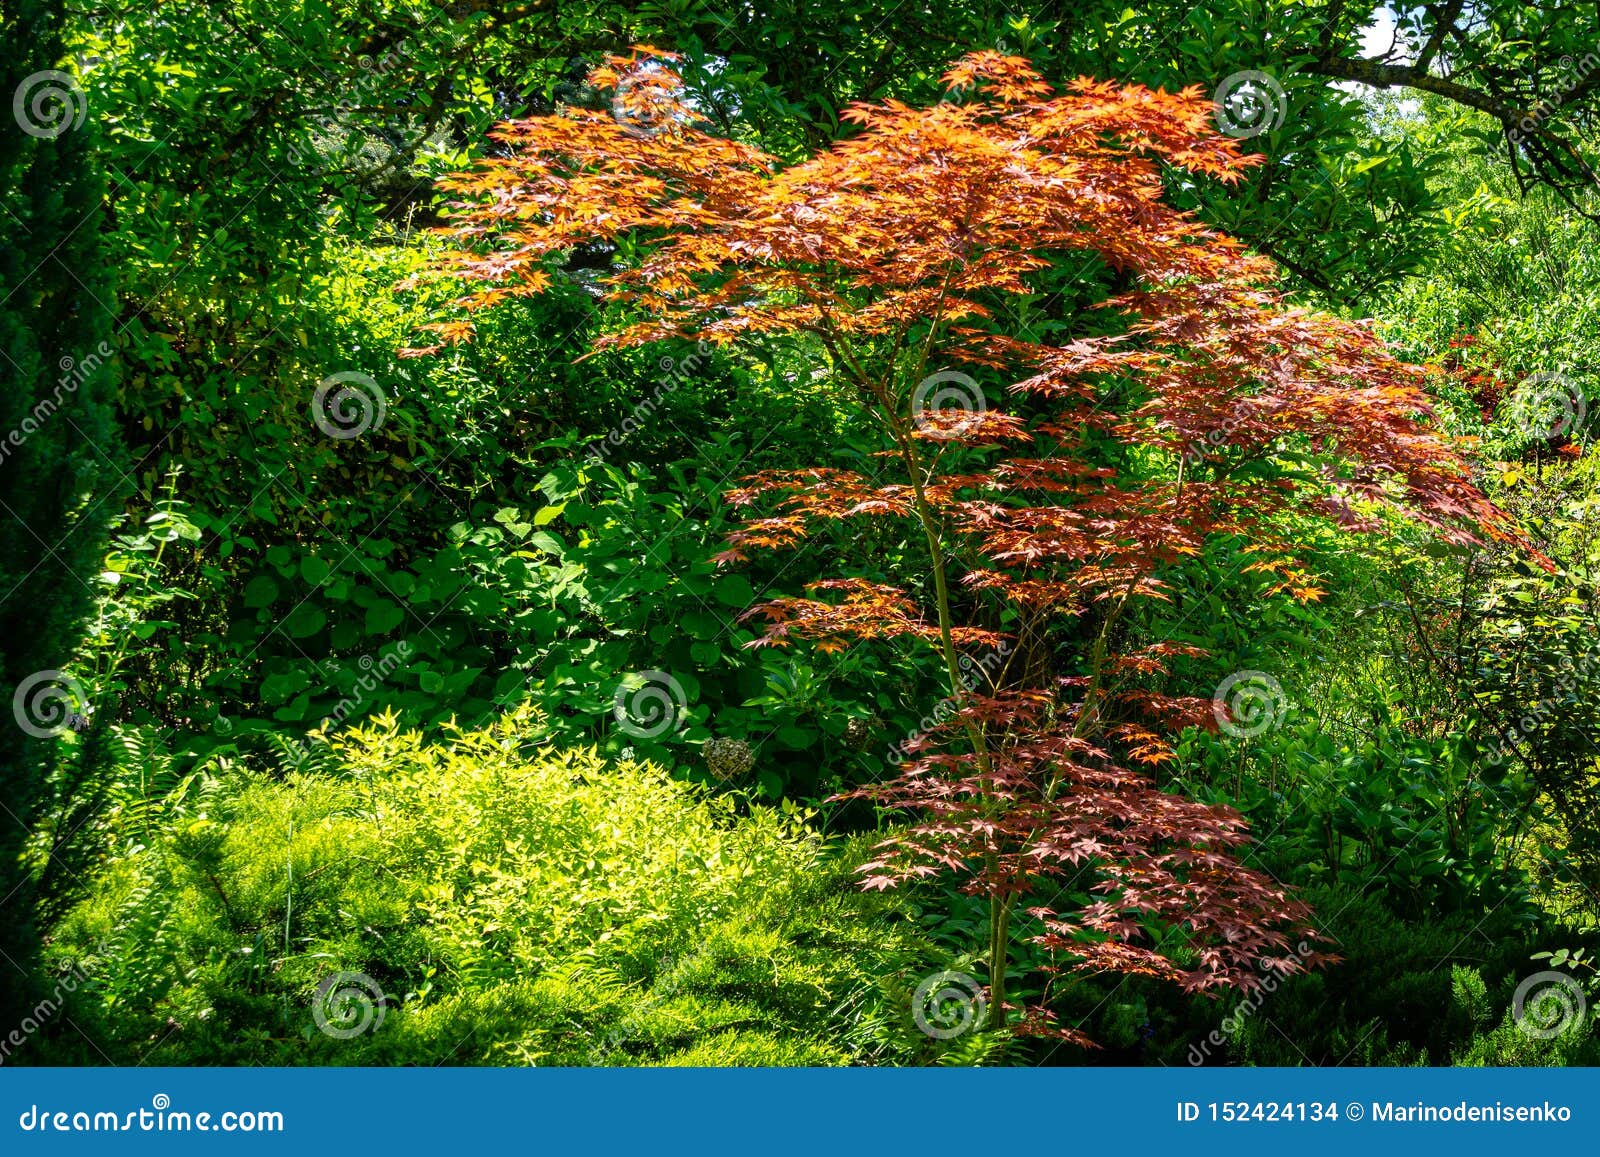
38;710;932;1065
1173;886;1595;1066
0;0;120;1025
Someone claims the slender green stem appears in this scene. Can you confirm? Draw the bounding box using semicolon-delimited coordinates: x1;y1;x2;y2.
893;376;1010;1032
985;890;1012;1029
829;222;1013;1031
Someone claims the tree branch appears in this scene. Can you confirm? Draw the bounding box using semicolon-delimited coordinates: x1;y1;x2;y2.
1305;54;1516;121
1416;0;1466;74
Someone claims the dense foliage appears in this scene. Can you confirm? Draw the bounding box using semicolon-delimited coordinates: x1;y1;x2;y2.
3;0;1599;1067
40;711;933;1065
0;0;118;1027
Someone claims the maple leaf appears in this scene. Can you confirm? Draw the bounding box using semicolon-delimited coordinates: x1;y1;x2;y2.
405;46;1542;1043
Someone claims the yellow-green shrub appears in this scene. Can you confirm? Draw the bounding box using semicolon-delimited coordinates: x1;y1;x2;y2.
42;710;928;1065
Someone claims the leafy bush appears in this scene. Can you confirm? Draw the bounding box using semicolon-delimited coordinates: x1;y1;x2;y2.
0;0;120;1024
1092;885;1598;1067
1213;887;1598;1066
38;710;934;1065
1175;725;1541;921
100;446;935;803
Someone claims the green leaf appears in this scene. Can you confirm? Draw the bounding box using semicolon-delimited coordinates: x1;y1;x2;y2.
682;611;725;640
283;605;326;639
777;724;817;747
242;575;278;608
364;599;405;635
712;574;755;607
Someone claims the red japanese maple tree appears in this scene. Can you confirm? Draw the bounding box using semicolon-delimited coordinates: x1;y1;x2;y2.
407;48;1526;1041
